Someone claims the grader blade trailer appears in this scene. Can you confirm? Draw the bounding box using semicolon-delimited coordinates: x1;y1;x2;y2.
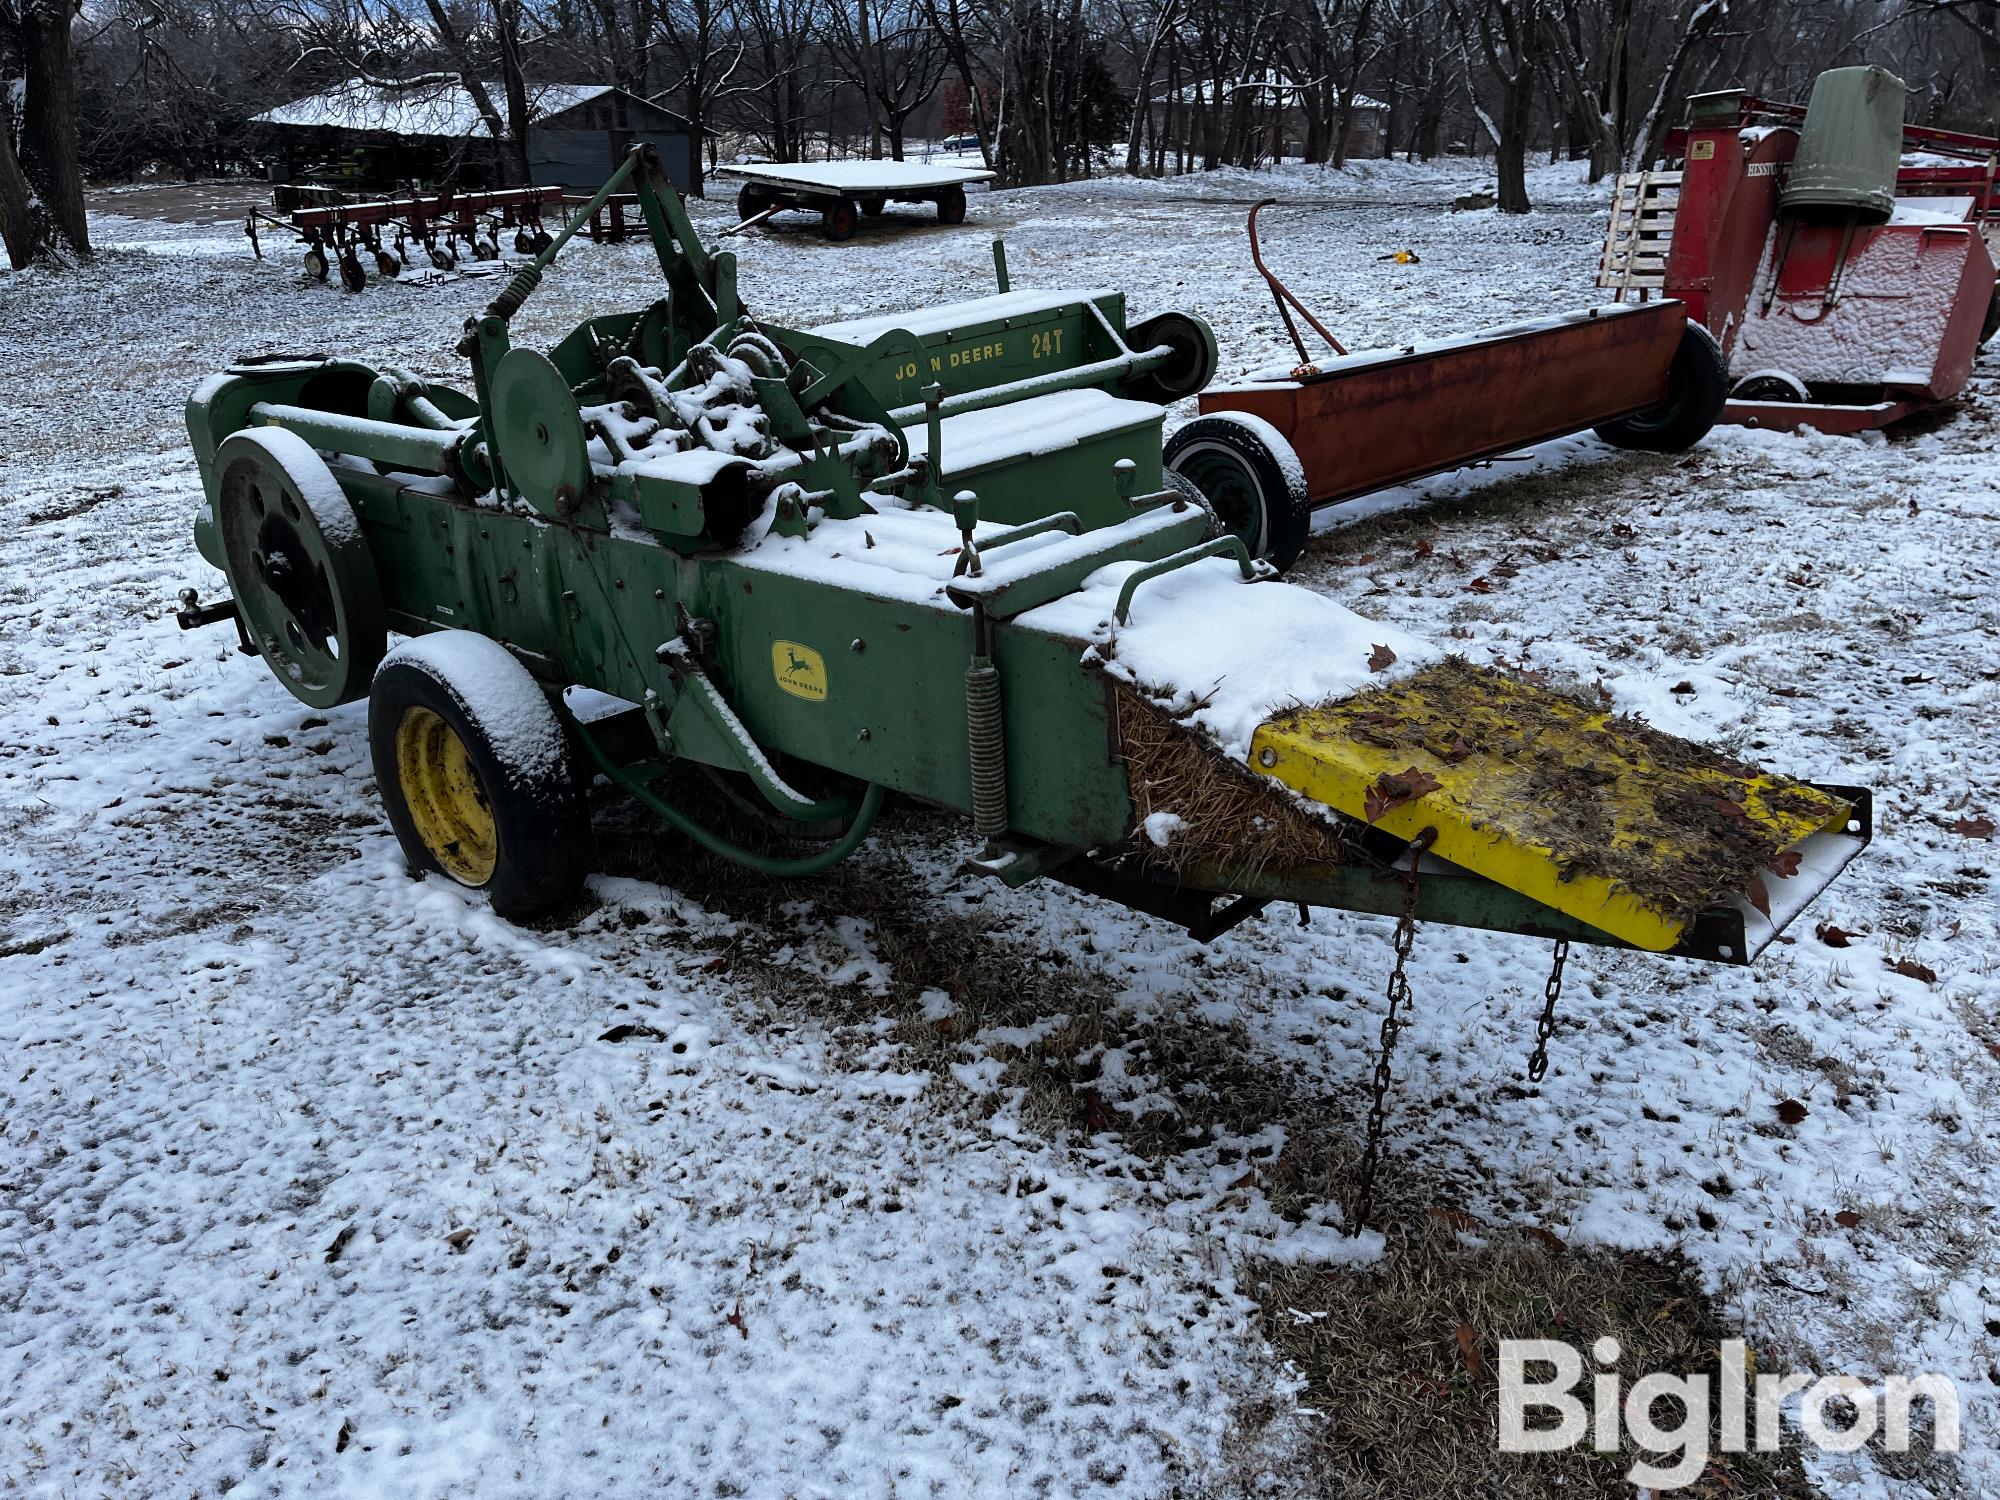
181;145;1867;974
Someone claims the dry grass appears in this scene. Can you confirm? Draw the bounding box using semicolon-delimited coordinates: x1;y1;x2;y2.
1249;1216;1817;1499
1113;683;1353;880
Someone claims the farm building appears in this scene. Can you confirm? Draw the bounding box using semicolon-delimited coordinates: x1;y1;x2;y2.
250;79;702;197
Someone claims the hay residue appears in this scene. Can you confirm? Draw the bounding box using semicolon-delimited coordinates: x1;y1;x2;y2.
1113;683;1353;877
1273;656;1846;921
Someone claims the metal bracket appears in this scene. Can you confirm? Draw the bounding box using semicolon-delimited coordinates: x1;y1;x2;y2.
1113;536;1276;623
175;588;255;655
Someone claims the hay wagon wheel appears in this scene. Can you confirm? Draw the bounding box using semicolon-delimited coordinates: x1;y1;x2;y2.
213;428;387;708
935;185;967;224
1164;413;1314;572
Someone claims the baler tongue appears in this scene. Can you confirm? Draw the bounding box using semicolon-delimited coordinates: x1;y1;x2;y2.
1245;660;1862;958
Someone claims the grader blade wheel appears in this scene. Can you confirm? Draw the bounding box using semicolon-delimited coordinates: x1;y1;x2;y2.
491;347;590;516
213;427;386;708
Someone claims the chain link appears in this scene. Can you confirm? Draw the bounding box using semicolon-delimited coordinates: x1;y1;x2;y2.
1349;828;1434;1235
1526;938;1570;1084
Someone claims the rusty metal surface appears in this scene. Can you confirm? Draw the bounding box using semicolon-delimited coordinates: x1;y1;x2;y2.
1198;300;1685;508
1722;397;1923;434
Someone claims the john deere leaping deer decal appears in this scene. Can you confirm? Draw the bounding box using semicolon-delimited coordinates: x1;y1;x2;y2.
771;640;828;702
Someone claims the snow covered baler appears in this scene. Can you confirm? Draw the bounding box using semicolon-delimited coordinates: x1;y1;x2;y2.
181;147;1868;977
1600;67;2000;433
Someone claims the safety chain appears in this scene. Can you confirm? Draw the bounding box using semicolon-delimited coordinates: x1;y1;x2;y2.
1526;938;1570;1084
1350;827;1435;1235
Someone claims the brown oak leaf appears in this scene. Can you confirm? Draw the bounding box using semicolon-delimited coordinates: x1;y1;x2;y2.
1833;1210;1863;1229
1364;766;1442;823
1770;850;1802;878
1745;876;1772;919
1775;1098;1808;1125
1949;815;1995;839
1368;643;1398;672
1886;956;1937;983
1456;1323;1486;1383
1815;923;1853;948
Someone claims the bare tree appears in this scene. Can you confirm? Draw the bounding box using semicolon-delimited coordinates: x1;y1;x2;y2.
1;0;91;262
1452;0;1542;211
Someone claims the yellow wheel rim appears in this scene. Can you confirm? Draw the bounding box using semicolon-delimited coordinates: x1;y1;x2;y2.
395;706;498;885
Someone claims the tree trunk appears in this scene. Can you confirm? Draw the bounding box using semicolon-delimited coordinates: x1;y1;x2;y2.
0;102;42;269
1496;69;1533;212
18;0;91;259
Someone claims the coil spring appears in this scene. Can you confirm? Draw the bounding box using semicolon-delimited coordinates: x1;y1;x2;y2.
966;656;1006;837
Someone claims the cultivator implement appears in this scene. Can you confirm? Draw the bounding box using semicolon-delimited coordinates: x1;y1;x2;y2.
246;185;563;291
1169;201;1729;569
183;146;1868;1200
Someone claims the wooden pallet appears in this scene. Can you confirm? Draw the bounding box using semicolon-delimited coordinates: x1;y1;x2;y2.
1598;170;1682;296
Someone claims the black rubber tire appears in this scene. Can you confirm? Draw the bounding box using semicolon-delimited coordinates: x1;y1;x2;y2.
1595;321;1729;453
1160;467;1223;539
936;186;967;225
1980;282;2000;347
736;184;770;221
369;633;592;919
859;197;887;217
531;230;553;253
473;237;500;261
338;256;367;293
822;198;859;241
303;248;329;281
514;228;536;254
375;249;402;277
1124;310;1219;404
1164;413;1314;571
429;245;456;272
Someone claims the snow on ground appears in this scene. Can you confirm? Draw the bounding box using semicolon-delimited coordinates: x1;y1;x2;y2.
2;157;1996;1498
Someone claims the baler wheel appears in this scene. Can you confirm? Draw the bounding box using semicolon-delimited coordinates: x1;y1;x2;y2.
213;428;386;708
1125;310;1221;404
936;186;967;225
822;198;860;241
1594;321;1728;453
1164;413;1313;571
369;633;592;918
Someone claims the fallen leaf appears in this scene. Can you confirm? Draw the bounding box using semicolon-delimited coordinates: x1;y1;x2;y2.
335;1418;354;1454
599;1023;668;1043
324;1224;357;1265
1949;815;1995;839
445;1227;475;1252
1414;540;1434;559
1815;923;1853;948
1439;734;1476;764
1465;576;1493;594
1524;1226;1568;1254
1770;850;1802;878
1833;1209;1862;1229
1428;1206;1482;1232
1745;875;1771;919
1364;766;1443;823
1886;956;1937;983
1670;679;1696;695
1456;1323;1486;1383
1368;642;1398;673
1775;1098;1808;1125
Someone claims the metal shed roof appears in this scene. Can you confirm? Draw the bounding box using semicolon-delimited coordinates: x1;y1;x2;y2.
253;80;620;139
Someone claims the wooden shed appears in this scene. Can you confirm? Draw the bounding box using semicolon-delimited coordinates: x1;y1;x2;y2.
252;79;702;197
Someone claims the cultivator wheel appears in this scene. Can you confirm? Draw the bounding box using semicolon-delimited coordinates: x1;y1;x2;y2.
213;428;386;708
375;248;402;278
1593;321;1728;452
303;247;329;281
429;244;457;272
369;633;591;918
1164;413;1314;571
338;254;367;293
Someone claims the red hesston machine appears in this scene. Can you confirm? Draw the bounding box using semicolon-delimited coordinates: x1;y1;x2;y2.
1601;66;2000;433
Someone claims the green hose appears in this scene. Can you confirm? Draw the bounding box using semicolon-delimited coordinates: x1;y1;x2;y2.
572;713;886;877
